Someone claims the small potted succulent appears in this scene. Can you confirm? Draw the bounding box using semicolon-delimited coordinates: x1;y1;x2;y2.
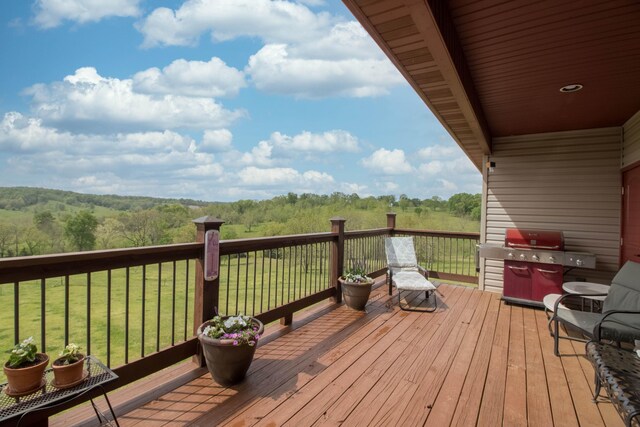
3;337;49;394
339;264;374;311
51;343;85;388
197;314;264;386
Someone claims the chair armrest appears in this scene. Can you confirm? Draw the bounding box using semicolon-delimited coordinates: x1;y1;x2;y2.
553;292;608;312
417;265;429;279
593;310;640;341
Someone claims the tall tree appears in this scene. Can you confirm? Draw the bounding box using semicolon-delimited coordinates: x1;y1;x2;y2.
64;210;98;251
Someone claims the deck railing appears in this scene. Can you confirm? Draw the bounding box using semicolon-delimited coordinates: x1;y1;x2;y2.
0;213;479;394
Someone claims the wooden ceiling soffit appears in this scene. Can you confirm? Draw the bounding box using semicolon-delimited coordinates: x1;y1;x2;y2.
343;0;492;169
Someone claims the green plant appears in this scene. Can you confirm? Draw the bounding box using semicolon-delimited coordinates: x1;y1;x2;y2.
6;337;38;368
202;315;261;346
342;264;372;284
57;343;82;365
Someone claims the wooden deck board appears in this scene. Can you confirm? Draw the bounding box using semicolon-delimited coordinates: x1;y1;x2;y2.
82;284;624;427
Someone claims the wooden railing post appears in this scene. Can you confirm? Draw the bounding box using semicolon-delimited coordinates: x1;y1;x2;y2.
386;212;396;233
330;217;346;304
192;216;224;367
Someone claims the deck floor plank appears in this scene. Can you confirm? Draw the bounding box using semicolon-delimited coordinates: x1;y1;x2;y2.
104;285;622;427
333;288;478;427
533;309;580;427
449;294;501;427
422;291;492;427
503;305;528;427
476;300;511;427
523;308;554;427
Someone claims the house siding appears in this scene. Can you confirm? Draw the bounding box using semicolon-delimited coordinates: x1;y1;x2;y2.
623;110;640;168
481;128;622;293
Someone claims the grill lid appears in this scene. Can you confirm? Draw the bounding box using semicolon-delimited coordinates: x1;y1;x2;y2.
505;229;564;250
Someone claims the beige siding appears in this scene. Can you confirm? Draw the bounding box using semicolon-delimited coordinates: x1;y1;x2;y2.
481;128;622;292
623;110;640;168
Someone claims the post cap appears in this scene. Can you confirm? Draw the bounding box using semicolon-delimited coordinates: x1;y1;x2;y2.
192;216;225;226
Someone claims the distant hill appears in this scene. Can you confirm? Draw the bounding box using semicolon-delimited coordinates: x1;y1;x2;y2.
0;187;210;213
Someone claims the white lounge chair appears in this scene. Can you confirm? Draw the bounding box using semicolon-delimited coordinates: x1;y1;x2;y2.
384;236;437;312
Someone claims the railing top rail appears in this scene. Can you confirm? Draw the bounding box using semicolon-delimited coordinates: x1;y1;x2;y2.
344;228;391;239
220;232;336;254
394;228;480;239
0;243;202;284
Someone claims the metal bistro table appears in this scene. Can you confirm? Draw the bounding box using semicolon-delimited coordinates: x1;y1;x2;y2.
0;356;119;427
563;281;610;311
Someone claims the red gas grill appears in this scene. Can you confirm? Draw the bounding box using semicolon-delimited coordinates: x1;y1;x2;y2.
478;228;597;307
503;229;564;305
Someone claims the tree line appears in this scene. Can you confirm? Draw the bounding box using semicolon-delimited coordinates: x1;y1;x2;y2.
0;188;481;257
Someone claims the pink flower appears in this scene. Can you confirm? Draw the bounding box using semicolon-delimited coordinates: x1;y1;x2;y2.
233;340;239;346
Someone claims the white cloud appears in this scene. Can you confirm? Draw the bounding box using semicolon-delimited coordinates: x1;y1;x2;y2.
137;1;404;99
136;0;333;48
25;67;244;133
240;141;274;167
296;0;326;6
417;145;457;159
362;148;413;175
418;160;444;176
439;179;458;191
33;0;141;28
132;57;245;98
246;44;402;98
238;166;333;187
201;129;233;152
377;181;399;192
0;112;223;186
269;130;359;152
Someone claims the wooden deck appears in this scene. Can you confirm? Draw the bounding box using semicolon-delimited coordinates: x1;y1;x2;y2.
69;283;624;426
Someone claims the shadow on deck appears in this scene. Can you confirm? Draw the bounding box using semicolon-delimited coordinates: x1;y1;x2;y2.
54;282;623;426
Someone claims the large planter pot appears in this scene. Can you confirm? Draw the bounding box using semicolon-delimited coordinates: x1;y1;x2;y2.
197;317;264;386
52;354;86;388
3;353;49;394
339;278;373;311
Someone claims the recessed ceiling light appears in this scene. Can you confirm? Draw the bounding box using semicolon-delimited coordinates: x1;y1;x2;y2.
559;84;583;93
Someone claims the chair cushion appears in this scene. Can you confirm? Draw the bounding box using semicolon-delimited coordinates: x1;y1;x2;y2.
391;271;436;291
603;261;640;334
385;237;418;268
557;308;640;343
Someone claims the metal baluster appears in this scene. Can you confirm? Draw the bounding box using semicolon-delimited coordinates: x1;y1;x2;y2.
243;252;248;315
253;251;257;316
274;250;278;309
235;253;241;315
14;282;19;345
288;246;292;303
107;270;112;367
184;260;189;342
125;267;130;363
64;276;69;346
281;247;286;306
41;278;46;352
292;246;297;301
260;251;265;314
141;264;146;357
171;261;176;346
86;273;91;356
225;255;231;316
156;263;161;353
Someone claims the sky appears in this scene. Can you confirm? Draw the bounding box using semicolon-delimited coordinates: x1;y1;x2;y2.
0;0;481;202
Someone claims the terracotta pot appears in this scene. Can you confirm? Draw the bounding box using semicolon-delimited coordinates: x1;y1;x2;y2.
197;317;264;386
3;353;49;393
52;354;85;387
339;278;373;311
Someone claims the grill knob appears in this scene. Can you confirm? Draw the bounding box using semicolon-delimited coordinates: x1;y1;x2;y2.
519;254;526;260
549;256;556;263
532;254;540;262
576;259;583;267
507;252;514;259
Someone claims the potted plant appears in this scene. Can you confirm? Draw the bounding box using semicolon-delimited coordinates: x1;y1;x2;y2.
51;343;85;388
3;337;49;395
339;264;374;310
197;315;264;386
